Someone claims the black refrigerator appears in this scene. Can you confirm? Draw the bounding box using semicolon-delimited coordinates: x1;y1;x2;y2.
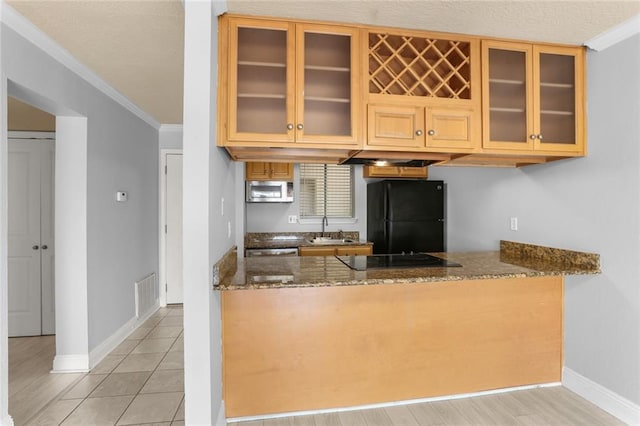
367;180;445;254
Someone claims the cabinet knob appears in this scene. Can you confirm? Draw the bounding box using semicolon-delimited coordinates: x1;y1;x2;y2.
530;134;537;140
537;134;543;140
42;245;48;250
286;123;294;130
415;130;423;136
297;123;304;130
428;129;436;136
32;245;39;250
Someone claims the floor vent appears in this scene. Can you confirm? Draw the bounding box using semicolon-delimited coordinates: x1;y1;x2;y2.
135;273;157;318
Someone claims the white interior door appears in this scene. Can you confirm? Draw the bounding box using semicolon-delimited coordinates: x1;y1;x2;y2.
166;153;183;304
8;139;55;336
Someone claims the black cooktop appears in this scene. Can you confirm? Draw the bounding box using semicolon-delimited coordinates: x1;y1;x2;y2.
335;253;462;271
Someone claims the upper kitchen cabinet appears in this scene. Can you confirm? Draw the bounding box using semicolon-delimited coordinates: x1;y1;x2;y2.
482;40;585;154
363;30;481;152
245;162;294;181
221;15;360;148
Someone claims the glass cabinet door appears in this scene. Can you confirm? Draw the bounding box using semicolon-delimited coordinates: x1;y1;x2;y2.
228;19;294;142
295;25;358;144
482;42;534;150
483;41;584;153
534;46;583;151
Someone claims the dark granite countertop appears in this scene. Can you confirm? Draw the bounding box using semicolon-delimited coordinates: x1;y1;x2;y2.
244;231;372;249
214;241;600;290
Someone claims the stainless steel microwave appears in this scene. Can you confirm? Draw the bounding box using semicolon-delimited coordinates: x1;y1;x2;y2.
246;181;294;203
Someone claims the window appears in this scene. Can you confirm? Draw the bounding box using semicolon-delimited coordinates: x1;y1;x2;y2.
299;164;353;218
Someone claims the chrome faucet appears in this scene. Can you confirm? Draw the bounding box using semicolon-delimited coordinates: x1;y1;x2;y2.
321;215;329;236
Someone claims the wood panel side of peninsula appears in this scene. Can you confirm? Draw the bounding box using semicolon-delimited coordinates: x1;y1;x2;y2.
222;275;563;418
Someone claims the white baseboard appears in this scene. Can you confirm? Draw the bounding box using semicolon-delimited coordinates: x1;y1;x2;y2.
88;302;160;369
51;302;159;373
216;400;226;426
563;367;640;425
52;354;90;373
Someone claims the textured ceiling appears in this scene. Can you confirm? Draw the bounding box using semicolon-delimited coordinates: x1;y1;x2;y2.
6;1;640;126
228;1;640;46
7;0;185;124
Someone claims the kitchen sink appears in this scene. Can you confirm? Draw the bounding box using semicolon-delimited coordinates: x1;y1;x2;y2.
306;237;354;244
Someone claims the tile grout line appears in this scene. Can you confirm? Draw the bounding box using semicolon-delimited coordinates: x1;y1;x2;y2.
52;306;183;425
113;309;183;426
120;341;184;424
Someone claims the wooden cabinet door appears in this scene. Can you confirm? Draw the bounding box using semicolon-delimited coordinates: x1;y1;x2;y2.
482;40;535;151
363;166;428;178
270;163;294;180
245;162;270;180
533;45;584;153
295;24;360;145
246;162;293;180
228;18;295;143
299;246;336;256
335;246;372;256
483;41;585;155
426;108;476;150
398;166;428;178
367;104;425;148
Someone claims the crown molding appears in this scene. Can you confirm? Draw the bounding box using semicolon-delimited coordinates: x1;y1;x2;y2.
0;1;161;130
585;13;640;51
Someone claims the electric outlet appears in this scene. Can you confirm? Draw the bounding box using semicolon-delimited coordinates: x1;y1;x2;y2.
227;221;232;238
288;215;297;224
510;217;518;231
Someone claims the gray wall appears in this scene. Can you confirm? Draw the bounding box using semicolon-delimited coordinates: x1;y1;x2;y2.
429;34;640;405
2;24;159;351
159;126;183;150
246;164;368;238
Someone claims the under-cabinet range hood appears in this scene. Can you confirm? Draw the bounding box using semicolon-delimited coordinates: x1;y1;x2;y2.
339;150;454;167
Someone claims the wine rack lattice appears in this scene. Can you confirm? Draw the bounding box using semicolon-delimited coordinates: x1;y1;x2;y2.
369;33;472;99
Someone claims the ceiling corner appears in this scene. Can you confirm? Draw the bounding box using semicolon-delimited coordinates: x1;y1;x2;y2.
585;13;640;51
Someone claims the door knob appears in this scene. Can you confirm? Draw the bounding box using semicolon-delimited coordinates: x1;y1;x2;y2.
41;245;48;250
428;129;436;136
32;245;39;250
286;123;294;130
296;123;304;130
415;130;423;136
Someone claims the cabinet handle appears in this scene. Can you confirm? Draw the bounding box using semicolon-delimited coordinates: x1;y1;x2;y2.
297;123;304;130
530;134;537;140
42;245;48;250
286;123;294;130
537;134;543;140
428;129;436;136
32;245;39;250
415;130;423;136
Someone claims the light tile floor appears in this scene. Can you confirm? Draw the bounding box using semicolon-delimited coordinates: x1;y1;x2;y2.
29;305;185;426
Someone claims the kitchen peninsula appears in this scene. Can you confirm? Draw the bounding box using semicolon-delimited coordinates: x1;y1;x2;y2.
215;241;599;419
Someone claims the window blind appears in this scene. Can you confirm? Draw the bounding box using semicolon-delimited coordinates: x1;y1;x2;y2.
299;164;353;218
